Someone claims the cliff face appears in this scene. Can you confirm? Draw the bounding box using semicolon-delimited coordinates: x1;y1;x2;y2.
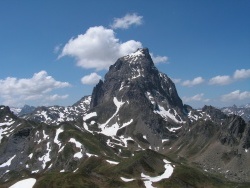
89;48;186;146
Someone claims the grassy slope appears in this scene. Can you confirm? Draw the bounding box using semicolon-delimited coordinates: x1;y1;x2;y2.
7;150;249;188
1;122;250;188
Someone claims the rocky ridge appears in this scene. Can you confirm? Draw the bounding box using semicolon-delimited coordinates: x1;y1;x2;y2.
20;96;91;125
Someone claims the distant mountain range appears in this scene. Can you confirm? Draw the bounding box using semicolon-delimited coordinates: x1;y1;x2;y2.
221;104;250;122
10;100;250;125
1;48;250;187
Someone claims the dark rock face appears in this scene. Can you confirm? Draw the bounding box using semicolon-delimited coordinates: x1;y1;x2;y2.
243;126;250;149
91;48;183;110
220;115;246;146
202;105;228;122
89;48;186;145
18;105;36;116
90;80;104;109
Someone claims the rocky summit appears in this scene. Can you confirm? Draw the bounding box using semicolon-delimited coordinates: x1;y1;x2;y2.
89;48;187;147
0;48;250;188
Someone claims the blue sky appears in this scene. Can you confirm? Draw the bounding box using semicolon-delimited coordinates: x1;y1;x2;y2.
0;0;249;108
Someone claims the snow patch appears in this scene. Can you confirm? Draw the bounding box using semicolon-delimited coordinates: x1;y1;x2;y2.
28;153;33;159
31;170;39;174
98;97;125;136
0;121;15;126
162;139;169;143
9;178;36;188
106;160;119;165
119;119;133;129
73;168;79;173
0;155;16;168
120;177;134;182
83;112;97;121
41;111;52;121
143;180;155;188
38;142;51;169
154;105;185;124
167;126;182;132
100;122;120;137
43;130;49;140
86;153;98;158
141;159;174;187
54;127;64;148
69;138;83;159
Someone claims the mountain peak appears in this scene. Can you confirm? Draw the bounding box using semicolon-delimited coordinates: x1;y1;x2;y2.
89;47;186;145
127;48;149;57
120;47;152;66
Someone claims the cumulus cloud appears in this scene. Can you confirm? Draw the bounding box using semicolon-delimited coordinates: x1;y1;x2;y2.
59;26;142;71
233;69;250;79
171;78;181;84
208;69;250;86
150;53;168;64
46;94;69;101
111;13;143;29
0;71;70;106
209;75;232;85
182;77;204;87
182;93;210;103
221;90;250;102
81;72;102;85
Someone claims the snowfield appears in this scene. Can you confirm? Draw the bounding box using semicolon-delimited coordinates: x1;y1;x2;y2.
9;178;36;188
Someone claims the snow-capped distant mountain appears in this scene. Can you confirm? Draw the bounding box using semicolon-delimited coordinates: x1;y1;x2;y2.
10;107;22;115
21;96;91;125
18;105;36;116
221;104;250;122
10;105;36;116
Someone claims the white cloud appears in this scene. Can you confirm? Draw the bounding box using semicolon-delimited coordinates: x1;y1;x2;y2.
182;77;204;87
81;72;102;85
59;26;142;71
233;69;250;79
0;71;70;106
150;53;168;64
171;78;181;84
182;93;210;103
208;75;232;85
46;94;69;101
207;69;250;86
111;13;143;29
221;90;250;102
